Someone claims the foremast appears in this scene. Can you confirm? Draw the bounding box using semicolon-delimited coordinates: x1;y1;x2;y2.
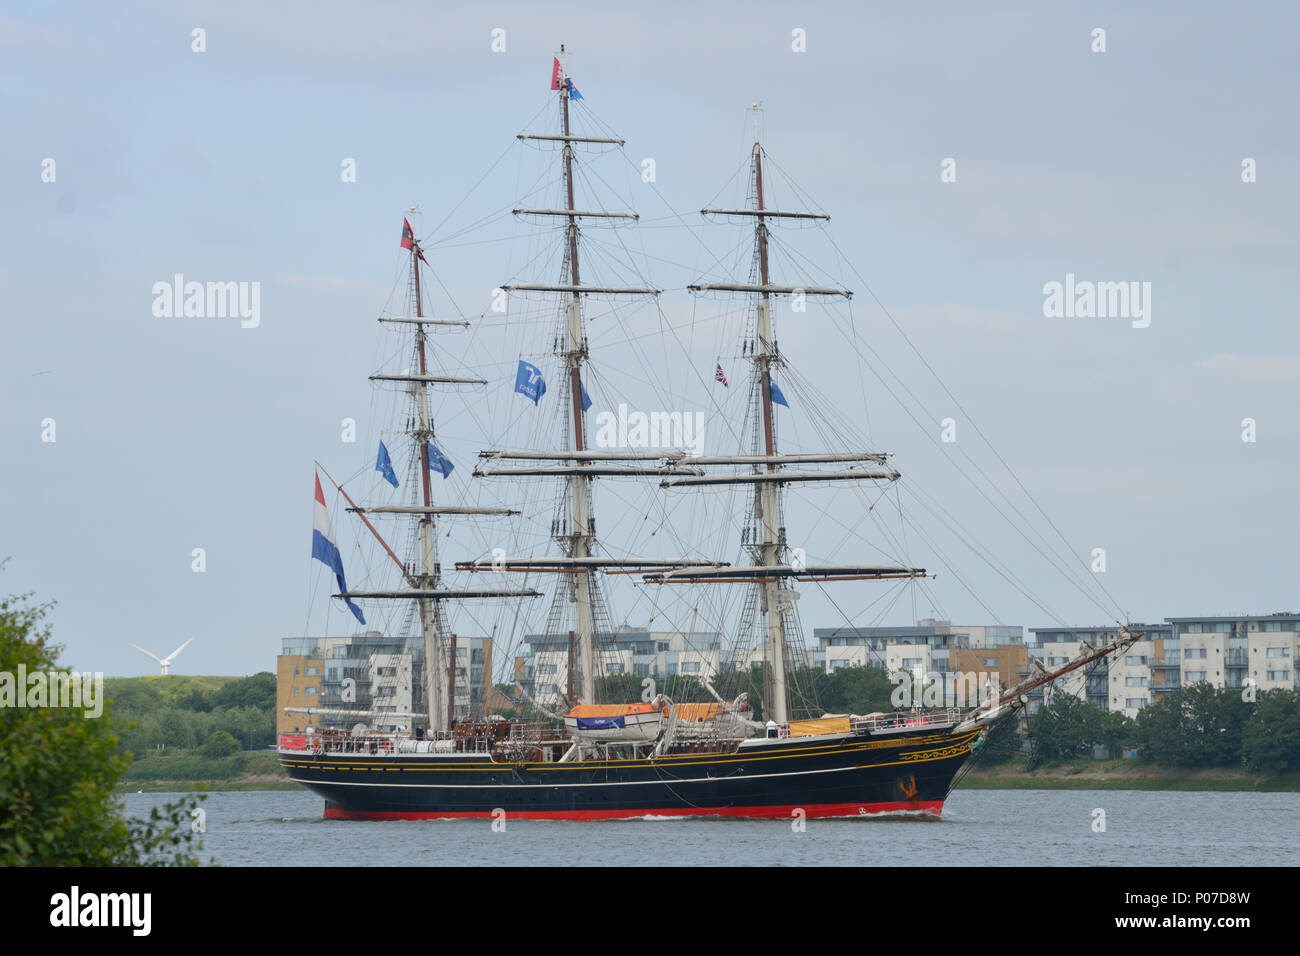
648;106;928;724
751;115;789;723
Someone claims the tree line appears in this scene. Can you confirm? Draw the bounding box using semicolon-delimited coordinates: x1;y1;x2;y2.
989;684;1300;774
106;673;277;758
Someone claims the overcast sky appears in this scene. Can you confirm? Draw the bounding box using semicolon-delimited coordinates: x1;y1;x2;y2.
4;1;1298;679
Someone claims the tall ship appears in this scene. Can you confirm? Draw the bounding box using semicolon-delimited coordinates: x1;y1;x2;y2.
279;49;1136;820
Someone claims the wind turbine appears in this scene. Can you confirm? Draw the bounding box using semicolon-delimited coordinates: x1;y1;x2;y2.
131;638;193;676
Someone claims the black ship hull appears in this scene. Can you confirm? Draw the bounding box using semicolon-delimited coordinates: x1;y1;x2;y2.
280;724;980;821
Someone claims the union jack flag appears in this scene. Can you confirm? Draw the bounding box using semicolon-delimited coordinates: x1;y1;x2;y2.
714;364;728;387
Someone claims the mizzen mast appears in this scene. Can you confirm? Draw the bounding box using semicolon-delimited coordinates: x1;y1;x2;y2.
335;217;539;735
410;229;447;734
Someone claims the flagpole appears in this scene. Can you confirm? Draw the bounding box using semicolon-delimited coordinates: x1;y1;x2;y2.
314;460;412;583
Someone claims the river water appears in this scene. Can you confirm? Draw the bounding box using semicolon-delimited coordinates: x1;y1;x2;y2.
121;788;1298;866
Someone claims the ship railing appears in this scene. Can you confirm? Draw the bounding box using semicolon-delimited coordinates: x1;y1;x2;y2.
300;734;401;756
290;732;495;755
282;720;566;756
850;709;963;734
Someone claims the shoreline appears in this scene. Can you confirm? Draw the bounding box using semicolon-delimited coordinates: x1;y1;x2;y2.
958;761;1300;792
117;763;1300;795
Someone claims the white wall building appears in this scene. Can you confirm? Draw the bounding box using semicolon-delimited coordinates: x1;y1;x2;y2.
1104;640;1155;718
368;652;413;732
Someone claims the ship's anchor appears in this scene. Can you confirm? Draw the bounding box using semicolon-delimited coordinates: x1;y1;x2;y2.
897;774;919;801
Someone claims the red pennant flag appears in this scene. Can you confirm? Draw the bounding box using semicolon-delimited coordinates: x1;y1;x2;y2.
400;217;415;250
550;57;562;91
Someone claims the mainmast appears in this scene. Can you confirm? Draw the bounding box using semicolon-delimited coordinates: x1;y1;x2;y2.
468;46;721;709
558;54;598;705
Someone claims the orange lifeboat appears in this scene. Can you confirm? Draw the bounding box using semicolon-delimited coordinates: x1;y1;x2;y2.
563;702;664;742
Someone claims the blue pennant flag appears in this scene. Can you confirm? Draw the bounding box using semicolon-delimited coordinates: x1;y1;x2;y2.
769;378;789;408
375;441;398;488
426;442;454;478
580;379;592;412
568;79;583;101
515;360;547;405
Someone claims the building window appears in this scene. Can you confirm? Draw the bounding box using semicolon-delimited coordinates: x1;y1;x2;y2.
1185;671;1207;682
831;660;849;670
538;664;557;675
982;658;999;667
1267;670;1291;682
1185;648;1207;659
605;663;624;674
305;666;320;676
902;658;922;668
294;687;300;695
683;662;701;673
1125;656;1147;665
305;687;318;695
1125;676;1148;687
1263;622;1283;632
1266;647;1290;658
293;667;300;676
1125;698;1147;709
1048;657;1069;666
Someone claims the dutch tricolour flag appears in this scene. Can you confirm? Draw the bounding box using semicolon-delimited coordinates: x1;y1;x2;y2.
313;474;365;624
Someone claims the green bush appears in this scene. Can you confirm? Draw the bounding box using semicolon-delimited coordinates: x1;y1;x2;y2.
200;730;240;759
0;590;203;865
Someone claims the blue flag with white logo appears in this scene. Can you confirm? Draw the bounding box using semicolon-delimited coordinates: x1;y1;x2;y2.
515;360;546;405
581;379;592;412
769;378;789;408
375;441;398;488
427;442;454;478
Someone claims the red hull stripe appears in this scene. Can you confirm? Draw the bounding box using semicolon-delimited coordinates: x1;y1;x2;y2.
323;800;944;822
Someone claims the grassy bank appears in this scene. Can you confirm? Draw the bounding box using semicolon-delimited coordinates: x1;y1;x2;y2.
117;751;299;792
959;759;1300;792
